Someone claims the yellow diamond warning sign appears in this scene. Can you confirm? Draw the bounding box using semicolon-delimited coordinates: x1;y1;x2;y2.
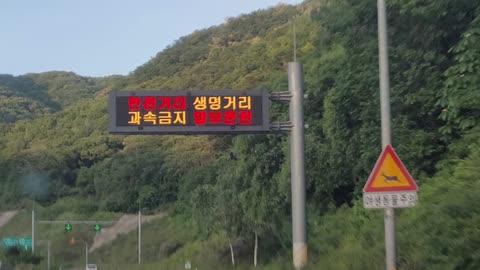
363;145;418;193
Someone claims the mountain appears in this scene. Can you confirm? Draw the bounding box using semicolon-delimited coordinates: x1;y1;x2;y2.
0;74;58;123
0;0;480;268
0;71;126;124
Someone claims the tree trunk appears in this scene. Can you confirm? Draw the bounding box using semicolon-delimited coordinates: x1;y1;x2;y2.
254;231;258;267
229;239;235;267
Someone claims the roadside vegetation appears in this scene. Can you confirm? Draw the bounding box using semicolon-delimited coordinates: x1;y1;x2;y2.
1;0;479;269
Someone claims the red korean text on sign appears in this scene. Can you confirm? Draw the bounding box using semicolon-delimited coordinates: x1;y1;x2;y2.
193;111;207;125
158;96;171;110
223;110;236;124
143;96;156;111
208;111;222;124
172;96;186;110
128;96;141;110
238;110;252;124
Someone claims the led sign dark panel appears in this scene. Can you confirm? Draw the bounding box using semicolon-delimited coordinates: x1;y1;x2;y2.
108;90;270;134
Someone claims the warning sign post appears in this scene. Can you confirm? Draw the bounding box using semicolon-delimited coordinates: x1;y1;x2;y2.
363;145;418;209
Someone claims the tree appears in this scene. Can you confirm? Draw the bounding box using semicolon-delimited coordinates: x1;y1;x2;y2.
438;13;480;135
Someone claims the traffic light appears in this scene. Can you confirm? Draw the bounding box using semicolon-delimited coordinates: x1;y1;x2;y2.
94;224;101;232
65;223;72;232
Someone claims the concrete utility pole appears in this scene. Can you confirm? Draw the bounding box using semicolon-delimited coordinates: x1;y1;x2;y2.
288;62;307;269
138;204;142;265
377;0;395;269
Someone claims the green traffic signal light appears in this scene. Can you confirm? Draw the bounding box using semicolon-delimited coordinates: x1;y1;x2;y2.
65;223;72;232
94;224;101;231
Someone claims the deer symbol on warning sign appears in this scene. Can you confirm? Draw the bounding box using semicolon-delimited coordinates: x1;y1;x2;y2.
381;172;401;183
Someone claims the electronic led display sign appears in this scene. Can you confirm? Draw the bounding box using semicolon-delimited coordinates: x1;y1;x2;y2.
108;90;270;134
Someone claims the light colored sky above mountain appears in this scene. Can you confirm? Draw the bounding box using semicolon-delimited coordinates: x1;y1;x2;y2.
0;0;303;77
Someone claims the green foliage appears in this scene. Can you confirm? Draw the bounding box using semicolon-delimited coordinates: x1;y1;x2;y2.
0;246;43;267
396;134;480;270
128;4;308;90
26;71;100;107
0;74;57;123
0;71;107;124
77;149;174;212
309;133;480;270
0;1;480;268
438;13;480;135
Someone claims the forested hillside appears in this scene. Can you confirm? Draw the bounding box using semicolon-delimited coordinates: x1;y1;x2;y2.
1;0;479;269
0;72;113;124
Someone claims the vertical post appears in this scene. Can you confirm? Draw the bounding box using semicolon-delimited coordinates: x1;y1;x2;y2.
31;208;35;254
378;0;392;146
85;242;88;266
293;20;297;62
48;240;51;270
377;0;395;270
138;204;141;264
288;62;307;269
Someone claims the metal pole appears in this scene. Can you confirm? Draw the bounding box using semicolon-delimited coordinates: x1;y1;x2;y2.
377;0;395;269
85;242;88;266
48;240;51;270
293;20;297;62
32;208;35;254
378;0;392;146
288;62;307;269
138;203;141;264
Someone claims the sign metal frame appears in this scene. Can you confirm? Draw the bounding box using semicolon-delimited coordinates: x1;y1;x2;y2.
108;89;270;135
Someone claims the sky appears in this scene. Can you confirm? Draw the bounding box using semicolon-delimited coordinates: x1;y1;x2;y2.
0;0;303;77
